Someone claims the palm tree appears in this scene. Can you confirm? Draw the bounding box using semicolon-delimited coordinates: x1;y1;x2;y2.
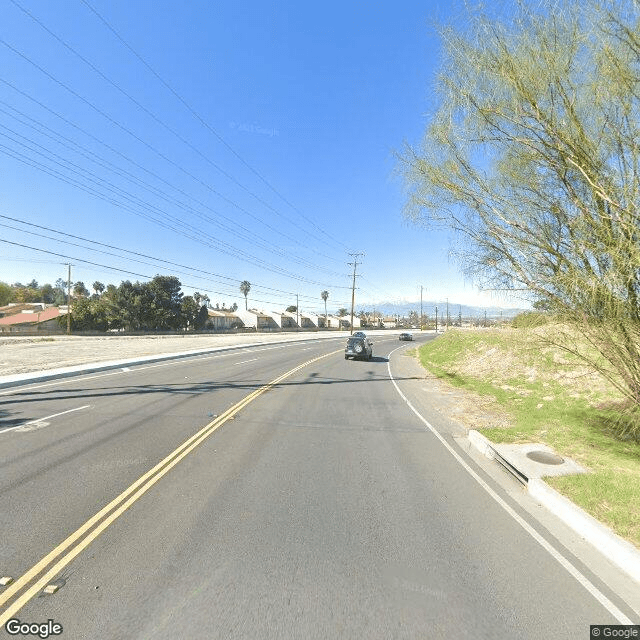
240;280;251;310
321;290;329;327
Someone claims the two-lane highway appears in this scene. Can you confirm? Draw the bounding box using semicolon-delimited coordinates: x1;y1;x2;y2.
0;334;634;638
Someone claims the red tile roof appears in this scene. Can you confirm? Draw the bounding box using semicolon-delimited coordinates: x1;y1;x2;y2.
0;307;62;325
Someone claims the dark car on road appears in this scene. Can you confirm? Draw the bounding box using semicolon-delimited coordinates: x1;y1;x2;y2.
399;332;413;341
345;334;373;360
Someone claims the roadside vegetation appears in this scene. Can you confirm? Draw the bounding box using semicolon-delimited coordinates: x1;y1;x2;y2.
418;324;640;548
0;275;242;332
401;0;640;440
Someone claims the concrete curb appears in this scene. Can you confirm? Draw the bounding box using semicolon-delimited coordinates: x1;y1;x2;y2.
468;429;640;584
0;334;343;390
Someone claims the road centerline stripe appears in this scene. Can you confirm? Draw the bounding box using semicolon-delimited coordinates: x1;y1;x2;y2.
0;348;341;625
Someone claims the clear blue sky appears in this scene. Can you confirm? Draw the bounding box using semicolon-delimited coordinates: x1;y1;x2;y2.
0;0;524;316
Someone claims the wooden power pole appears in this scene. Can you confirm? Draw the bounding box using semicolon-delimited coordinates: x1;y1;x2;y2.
66;263;71;335
348;253;363;335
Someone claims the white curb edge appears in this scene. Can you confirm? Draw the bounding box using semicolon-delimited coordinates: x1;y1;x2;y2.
468;429;640;584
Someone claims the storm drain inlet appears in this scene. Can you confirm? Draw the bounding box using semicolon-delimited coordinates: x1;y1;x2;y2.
526;450;564;465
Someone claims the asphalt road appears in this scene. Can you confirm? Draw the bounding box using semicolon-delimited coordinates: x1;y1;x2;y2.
0;334;634;638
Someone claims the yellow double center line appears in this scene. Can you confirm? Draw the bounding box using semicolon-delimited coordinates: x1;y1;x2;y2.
0;350;340;624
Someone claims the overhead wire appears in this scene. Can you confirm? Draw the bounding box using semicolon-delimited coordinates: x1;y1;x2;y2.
0;238;344;312
0;37;346;271
0;139;342;287
78;0;351;253
0;100;352;286
10;0;344;260
0;117;345;277
0;214;352;304
7;0;344;260
0;88;346;280
0;5;362;310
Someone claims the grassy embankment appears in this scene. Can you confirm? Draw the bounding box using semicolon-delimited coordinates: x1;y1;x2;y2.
417;320;640;548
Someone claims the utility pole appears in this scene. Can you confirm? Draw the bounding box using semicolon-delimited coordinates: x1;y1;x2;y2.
296;293;299;331
66;263;71;335
446;297;450;328
435;305;438;333
348;253;363;335
420;285;423;330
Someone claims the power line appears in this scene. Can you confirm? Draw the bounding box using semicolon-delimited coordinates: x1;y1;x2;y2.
8;0;345;258
0;37;345;267
79;0;350;252
0;238;349;311
0;118;344;277
0;130;349;287
0;214;351;302
0;91;346;278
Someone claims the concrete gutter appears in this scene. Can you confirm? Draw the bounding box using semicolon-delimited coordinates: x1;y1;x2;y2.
468;429;640;585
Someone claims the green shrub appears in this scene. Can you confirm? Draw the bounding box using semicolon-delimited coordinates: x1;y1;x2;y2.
511;311;549;328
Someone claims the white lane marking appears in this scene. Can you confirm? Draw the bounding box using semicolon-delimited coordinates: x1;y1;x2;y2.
0;342;315;396
385;345;634;624
0;352;236;396
1;405;92;435
121;367;131;372
234;358;258;365
12;422;50;434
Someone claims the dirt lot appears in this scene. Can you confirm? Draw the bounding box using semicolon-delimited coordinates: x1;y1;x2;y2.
0;333;339;377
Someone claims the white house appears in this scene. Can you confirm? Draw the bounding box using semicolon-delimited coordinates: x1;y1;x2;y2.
234;308;279;331
299;312;318;329
206;309;243;330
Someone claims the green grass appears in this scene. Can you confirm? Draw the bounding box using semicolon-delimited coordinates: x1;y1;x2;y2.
418;328;640;548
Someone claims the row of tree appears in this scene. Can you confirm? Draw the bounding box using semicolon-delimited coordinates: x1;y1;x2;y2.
2;277;340;331
0;278;114;306
65;276;210;332
0;279;67;306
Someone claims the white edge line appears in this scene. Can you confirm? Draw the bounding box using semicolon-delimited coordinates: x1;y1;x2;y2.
1;405;92;435
234;358;259;365
385;345;634;624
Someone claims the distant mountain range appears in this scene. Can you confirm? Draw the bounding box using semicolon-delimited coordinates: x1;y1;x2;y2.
354;300;530;319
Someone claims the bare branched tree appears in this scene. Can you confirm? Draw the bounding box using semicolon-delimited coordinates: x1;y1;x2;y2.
400;0;640;433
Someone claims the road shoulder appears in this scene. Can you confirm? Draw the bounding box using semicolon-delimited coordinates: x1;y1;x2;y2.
388;338;640;619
